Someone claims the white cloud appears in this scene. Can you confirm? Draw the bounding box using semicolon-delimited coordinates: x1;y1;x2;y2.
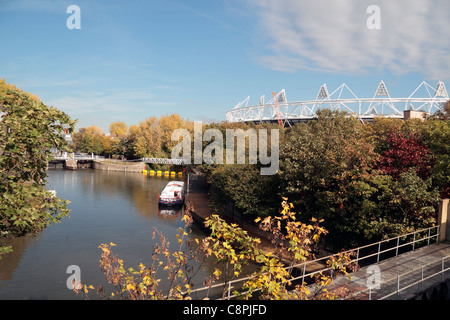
246;0;450;80
46;90;174;118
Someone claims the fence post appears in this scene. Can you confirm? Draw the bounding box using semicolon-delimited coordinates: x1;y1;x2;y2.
396;237;400;256
302;262;306;285
187;174;190;194
228;281;231;300
377;242;381;263
421;266;424;292
397;275;400;300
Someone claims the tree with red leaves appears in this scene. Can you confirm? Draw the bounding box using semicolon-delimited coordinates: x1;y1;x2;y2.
378;130;435;181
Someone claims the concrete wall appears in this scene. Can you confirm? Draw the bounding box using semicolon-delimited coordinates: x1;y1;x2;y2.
409;278;450;300
64;159;77;170
438;199;450;242
93;160;146;172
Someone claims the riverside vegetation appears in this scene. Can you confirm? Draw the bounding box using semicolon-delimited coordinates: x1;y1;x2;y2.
1;79;449;299
0;79;75;258
71;105;449;300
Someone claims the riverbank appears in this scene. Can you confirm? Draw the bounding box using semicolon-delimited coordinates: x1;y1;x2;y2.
186;169;293;262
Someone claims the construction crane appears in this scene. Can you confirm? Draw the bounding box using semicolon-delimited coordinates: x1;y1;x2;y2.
272;91;284;127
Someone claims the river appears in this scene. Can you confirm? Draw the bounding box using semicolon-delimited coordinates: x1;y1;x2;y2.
0;168;249;300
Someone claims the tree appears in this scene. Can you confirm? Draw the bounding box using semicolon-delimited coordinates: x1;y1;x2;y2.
126;114;192;159
389;169;439;227
360;117;404;153
207;164;280;219
377;130;434;180
75;129;92;152
158;114;191;155
365;169;440;239
419;118;450;198
131;116;162;158
0;79;74;240
72;125;108;155
110;121;127;138
433;100;450;120
278;110;379;248
84;125;103;136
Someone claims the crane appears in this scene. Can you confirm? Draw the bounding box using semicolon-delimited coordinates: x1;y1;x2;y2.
272;91;284;127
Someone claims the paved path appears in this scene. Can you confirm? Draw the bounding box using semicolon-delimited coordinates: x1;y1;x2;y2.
329;242;450;300
185;172;211;221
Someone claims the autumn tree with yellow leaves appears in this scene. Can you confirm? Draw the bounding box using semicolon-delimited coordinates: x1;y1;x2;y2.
72;114;193;159
109;121;127;138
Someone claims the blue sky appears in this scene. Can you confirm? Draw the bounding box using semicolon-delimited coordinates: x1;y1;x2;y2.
1;0;449;133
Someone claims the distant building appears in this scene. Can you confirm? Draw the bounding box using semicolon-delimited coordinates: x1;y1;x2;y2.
62;127;73;144
404;110;427;121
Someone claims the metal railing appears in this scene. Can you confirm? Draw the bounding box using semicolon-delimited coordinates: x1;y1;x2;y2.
353;254;450;300
380;255;450;300
52;155;188;165
188;225;440;300
51;153;105;161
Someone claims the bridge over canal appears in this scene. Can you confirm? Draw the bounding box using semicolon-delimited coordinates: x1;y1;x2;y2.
50;153;188;169
51;154;188;164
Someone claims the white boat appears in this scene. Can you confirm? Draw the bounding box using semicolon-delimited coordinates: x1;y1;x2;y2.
158;181;186;206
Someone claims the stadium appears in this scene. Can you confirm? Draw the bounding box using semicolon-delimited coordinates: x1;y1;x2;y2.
226;80;448;126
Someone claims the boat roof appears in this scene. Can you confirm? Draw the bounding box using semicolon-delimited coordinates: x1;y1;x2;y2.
160;181;184;196
167;181;184;187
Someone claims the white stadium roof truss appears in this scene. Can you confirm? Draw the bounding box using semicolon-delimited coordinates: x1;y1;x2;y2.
226;81;449;125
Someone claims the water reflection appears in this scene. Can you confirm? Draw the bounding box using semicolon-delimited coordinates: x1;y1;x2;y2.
158;207;183;218
0;235;35;281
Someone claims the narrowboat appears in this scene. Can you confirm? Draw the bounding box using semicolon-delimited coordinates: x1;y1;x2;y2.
158;181;186;206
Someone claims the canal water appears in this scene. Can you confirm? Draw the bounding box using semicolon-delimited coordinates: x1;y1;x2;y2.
0;169;249;300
